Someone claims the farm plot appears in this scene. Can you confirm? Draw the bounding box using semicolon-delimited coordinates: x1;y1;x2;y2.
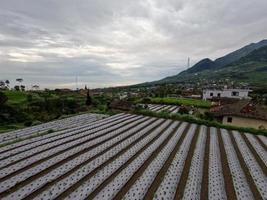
0;113;266;200
0;113;107;145
145;104;180;114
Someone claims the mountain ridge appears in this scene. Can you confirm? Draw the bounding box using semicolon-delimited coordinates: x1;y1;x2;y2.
142;39;267;86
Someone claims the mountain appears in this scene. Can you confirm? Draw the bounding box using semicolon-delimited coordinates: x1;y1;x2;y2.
183;39;267;75
144;39;267;86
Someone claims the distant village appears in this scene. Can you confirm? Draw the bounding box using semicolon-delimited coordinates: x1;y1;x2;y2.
1;78;267;131
88;81;267;130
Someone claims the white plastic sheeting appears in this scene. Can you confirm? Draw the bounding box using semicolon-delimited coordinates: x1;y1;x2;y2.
221;129;253;200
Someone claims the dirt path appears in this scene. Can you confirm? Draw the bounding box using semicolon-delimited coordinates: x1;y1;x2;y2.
54;120;171;200
112;121;182;200
241;133;267;176
143;123;191;199
0;115;137;170
229;131;263;200
217;129;237;200
0;114;128;156
254;135;267;151
200;127;210;200
0;116;148;198
173;125;201;199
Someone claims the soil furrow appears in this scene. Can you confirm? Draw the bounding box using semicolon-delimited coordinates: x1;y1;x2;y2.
0;114;128;155
254;135;267;151
152;105;167;112
3;118;160;199
229;131;263;200
173;125;200;199
241;133;267;176
168;106;177;113
0;116;145;184
112;121;182;200
155;105;169;112
53;120;172;200
200;127;210;200
217;129;237;200
143;123;191;199
21;119;163;199
0;115;135;168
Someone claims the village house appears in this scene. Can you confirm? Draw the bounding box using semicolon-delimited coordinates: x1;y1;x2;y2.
211;100;267;130
203;88;251;100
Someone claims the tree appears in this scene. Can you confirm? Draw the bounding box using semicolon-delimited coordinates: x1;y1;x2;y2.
16;78;23;84
32;85;40;90
0;92;8;106
86;89;92;106
5;80;10;89
0;81;5;90
20;85;26;91
14;85;20;91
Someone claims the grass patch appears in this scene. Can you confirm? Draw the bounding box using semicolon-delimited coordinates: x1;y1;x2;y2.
133;109;267;137
0;124;25;134
3;91;28;105
140;97;211;108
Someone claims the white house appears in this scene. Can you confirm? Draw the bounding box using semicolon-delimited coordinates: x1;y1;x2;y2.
203;88;251;100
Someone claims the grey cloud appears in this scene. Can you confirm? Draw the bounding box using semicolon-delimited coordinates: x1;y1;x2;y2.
0;0;267;89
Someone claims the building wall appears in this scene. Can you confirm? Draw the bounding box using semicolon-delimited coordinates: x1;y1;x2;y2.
222;115;267;129
203;89;250;100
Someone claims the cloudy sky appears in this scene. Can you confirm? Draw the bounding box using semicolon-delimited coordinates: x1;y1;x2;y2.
0;0;267;89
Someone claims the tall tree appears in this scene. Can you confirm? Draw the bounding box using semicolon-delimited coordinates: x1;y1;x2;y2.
5;80;10;89
14;85;20;91
32;85;40;90
16;78;23;84
20;85;26;91
86;89;92;106
0;81;5;90
0;92;8;106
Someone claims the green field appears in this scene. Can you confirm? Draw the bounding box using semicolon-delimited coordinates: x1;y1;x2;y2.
4;91;28;105
147;97;211;108
0;90;113;133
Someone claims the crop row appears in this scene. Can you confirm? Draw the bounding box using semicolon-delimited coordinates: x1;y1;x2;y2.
0;113;107;144
0;113;266;200
146;104;180;114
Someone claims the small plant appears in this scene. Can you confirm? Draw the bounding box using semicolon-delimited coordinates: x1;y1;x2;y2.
47;129;54;133
24;121;33;127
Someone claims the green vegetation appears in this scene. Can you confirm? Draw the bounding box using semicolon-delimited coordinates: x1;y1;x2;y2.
4;90;28;105
139;97;211;108
133;109;267;137
0;90;112;133
0;124;25;133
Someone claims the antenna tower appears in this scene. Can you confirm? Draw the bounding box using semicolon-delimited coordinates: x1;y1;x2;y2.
187;57;190;69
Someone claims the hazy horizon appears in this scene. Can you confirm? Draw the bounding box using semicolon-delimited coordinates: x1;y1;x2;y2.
1;0;267;89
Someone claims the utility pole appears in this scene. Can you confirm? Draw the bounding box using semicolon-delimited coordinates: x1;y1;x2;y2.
187;57;190;69
75;75;78;91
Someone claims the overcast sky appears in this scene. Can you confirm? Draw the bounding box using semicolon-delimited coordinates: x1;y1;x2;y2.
0;0;267;89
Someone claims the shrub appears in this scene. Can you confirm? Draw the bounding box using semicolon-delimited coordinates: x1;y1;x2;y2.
47;129;54;133
24;121;33;127
133;109;267;136
0;92;8;106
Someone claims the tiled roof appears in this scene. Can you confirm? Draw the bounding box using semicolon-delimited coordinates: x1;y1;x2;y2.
211;100;267;121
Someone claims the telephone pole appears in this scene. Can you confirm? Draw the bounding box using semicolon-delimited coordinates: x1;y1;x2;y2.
75;75;78;91
187;57;190;69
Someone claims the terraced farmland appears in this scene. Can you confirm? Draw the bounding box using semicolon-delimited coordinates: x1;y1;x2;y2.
0;113;266;200
144;104;180;114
